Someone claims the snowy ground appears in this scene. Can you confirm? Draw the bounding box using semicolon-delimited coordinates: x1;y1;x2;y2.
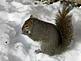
0;0;81;61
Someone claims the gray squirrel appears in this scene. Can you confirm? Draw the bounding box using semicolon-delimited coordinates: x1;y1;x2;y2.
22;5;73;56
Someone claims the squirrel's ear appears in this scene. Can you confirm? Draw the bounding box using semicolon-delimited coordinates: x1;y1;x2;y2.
29;15;34;22
30;15;34;18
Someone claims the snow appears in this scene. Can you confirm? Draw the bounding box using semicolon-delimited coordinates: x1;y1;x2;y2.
0;0;81;61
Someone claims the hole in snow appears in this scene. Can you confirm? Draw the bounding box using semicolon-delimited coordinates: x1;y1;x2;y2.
5;41;8;44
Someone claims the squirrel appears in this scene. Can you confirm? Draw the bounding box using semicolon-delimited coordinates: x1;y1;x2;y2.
22;4;73;56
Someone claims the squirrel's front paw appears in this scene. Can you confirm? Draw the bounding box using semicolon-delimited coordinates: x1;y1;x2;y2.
35;49;42;54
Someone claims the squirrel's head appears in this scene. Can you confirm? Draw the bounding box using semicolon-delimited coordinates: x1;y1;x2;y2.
22;18;33;35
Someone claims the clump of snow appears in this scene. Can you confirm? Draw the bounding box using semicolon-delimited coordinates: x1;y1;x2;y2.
0;0;81;61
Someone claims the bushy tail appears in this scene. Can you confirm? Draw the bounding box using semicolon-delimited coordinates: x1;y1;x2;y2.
56;5;73;51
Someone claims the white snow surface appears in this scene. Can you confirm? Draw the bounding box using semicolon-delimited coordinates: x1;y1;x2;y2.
0;0;81;61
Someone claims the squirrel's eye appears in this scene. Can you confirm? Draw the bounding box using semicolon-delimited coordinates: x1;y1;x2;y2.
25;25;29;28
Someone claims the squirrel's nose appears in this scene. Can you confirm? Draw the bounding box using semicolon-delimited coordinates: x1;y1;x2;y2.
26;30;31;35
